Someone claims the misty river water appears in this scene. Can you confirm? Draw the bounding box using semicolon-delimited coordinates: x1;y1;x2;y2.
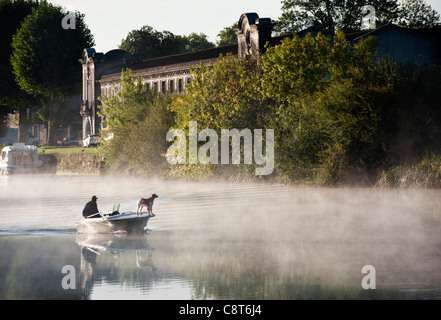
1;173;441;300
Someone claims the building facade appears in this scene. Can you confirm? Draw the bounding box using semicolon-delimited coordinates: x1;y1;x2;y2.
80;12;441;140
79;48;144;138
79;12;279;139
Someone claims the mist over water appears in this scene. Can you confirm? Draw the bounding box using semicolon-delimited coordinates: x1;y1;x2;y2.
1;174;441;299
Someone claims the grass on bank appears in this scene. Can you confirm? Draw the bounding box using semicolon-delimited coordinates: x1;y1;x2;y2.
38;146;99;155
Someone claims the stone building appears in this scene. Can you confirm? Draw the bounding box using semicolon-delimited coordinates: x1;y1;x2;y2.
79;48;144;138
79;12;281;139
80;12;441;140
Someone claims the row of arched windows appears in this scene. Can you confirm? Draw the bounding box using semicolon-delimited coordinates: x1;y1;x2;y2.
100;76;192;97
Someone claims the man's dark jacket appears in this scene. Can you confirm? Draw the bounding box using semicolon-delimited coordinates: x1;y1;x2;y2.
82;201;99;218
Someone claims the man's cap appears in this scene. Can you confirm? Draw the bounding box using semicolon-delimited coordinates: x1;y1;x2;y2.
92;195;98;200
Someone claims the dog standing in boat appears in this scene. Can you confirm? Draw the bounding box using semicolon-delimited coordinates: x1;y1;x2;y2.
137;194;158;216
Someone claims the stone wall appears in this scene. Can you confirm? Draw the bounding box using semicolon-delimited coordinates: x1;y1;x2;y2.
39;153;103;174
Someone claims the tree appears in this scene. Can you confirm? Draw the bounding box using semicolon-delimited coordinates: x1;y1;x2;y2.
182;33;215;52
0;0;41;142
119;25;164;57
169;55;274;179
216;22;238;46
397;0;441;28
171;55;270;132
119;26;214;58
274;0;400;35
98;69;174;174
10;2;94;145
259;30;390;183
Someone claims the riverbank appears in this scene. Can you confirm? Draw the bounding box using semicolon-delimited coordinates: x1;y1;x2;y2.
39;152;103;175
36;146;441;188
377;155;441;188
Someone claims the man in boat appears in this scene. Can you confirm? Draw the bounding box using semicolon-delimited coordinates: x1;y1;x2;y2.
82;195;101;218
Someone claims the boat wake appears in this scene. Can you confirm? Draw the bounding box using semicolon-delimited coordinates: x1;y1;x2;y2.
0;227;76;236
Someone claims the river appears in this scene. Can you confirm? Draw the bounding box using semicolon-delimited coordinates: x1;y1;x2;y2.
1;174;441;300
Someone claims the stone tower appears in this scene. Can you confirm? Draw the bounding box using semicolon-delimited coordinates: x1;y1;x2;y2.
78;48;141;140
234;13;275;60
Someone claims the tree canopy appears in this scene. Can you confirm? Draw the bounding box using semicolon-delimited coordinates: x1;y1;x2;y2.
216;22;238;46
273;0;441;35
0;0;40;104
119;25;214;58
98;69;174;174
11;2;94;96
167;29;441;183
397;0;441;28
0;0;40;141
0;0;41;136
274;0;400;34
10;1;94;144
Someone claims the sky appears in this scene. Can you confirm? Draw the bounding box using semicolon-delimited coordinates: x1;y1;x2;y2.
49;0;441;53
50;0;284;53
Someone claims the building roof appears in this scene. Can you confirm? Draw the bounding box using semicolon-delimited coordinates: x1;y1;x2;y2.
99;44;237;82
129;43;238;71
345;23;441;42
98;23;441;83
269;27;373;45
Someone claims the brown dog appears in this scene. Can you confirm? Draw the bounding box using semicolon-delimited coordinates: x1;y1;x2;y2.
137;194;158;216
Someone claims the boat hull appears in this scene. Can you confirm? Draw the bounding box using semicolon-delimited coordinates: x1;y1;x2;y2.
76;212;153;234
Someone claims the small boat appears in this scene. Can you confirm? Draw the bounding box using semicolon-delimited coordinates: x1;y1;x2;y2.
0;143;43;175
76;205;154;234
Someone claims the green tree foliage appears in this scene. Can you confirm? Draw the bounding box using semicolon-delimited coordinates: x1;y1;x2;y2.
216;22;238;46
98;69;174;175
259;30;441;184
0;0;40;105
168;55;273;179
275;0;441;35
101;24;441;186
10;2;94;145
183;32;215;52
385;62;441;162
119;25;214;58
169;30;417;184
171;55;270;131
119;25;164;57
397;0;441;28
274;0;400;34
259;30;390;183
0;0;41;140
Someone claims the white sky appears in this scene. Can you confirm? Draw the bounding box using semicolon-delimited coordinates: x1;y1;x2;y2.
50;0;441;53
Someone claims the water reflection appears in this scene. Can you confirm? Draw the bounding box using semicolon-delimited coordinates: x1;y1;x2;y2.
2;175;441;299
2;227;441;300
76;233;156;298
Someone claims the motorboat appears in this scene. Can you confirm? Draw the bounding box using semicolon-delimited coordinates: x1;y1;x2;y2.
0;143;43;174
76;205;154;234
